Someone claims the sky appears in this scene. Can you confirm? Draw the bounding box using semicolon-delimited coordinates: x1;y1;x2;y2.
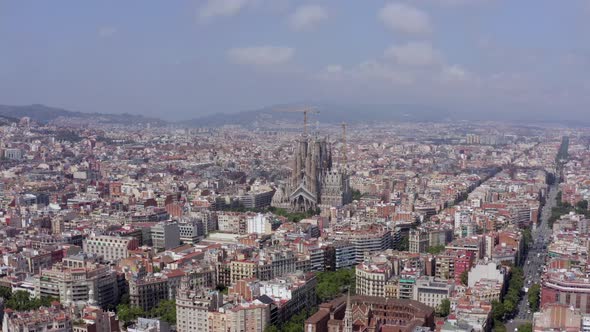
1;0;590;121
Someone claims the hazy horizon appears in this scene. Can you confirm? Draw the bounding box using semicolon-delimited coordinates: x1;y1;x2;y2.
1;1;590;121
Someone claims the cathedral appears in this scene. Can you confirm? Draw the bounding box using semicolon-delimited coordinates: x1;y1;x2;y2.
272;135;351;212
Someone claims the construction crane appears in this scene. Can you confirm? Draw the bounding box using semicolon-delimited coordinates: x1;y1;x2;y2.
341;122;347;169
273;107;319;136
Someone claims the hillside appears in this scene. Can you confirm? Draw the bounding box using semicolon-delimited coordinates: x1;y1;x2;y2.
0;104;166;126
184;103;451;128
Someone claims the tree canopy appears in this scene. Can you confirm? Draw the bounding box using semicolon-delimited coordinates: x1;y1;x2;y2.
2;289;57;311
426;244;446;255
436;298;451;317
116;299;177;327
518;322;533;332
316;268;355;302
528;283;541;312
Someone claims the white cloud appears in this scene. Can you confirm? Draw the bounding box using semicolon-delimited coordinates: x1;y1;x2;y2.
440;65;472;83
289;5;328;31
317;59;416;85
384;41;442;67
425;0;490;5
198;0;254;21
228;46;295;66
325;64;343;73
357;60;416;84
378;3;431;35
98;26;117;38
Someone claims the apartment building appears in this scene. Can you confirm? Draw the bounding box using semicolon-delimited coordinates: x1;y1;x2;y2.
35;255;119;309
176;281;223;332
225;302;270;332
409;229;429;254
217;212;243;234
83;235;139;261
413;277;454;309
356;257;393;297
151;221;180;251
129;275;169;312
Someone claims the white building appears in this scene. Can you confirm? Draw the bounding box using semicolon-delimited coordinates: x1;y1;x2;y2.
246;214;271;235
128;318;171;332
467;262;505;288
413;277;454;309
83;235;138;261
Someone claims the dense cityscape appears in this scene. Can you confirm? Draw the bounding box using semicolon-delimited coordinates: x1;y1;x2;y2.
0;116;586;332
3;1;590;331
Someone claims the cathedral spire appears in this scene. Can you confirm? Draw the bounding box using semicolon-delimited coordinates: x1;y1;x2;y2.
343;291;353;332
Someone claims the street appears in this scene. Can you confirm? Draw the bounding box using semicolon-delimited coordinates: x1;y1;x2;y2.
505;184;556;331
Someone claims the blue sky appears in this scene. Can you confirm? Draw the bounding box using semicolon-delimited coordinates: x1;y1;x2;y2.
1;0;589;120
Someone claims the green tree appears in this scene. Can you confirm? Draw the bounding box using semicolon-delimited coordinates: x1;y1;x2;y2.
268;207;316;223
6;290;32;311
460;270;469;286
4;291;55;311
264;325;280;332
352;189;362;201
503;299;515;315
316;268;355;302
436;298;451;317
150;300;176;325
282;310;307;332
216;284;229;295
0;286;12;300
528;283;541;312
576;200;589;211
491;300;505;321
426;244;446;255
517;322;533;332
119;293;130;305
493;320;507;332
398;236;409;251
522;228;533;250
116;304;145;327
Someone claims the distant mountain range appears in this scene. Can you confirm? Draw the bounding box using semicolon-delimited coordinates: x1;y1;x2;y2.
1;103;586;128
0;103;452;128
184;103;452;128
0;104;166;126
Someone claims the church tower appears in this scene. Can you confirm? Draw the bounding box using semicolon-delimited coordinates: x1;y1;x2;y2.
343;291;353;332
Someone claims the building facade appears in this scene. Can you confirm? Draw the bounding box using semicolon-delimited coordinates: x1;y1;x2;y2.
83;235;139;261
272;136;351;212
